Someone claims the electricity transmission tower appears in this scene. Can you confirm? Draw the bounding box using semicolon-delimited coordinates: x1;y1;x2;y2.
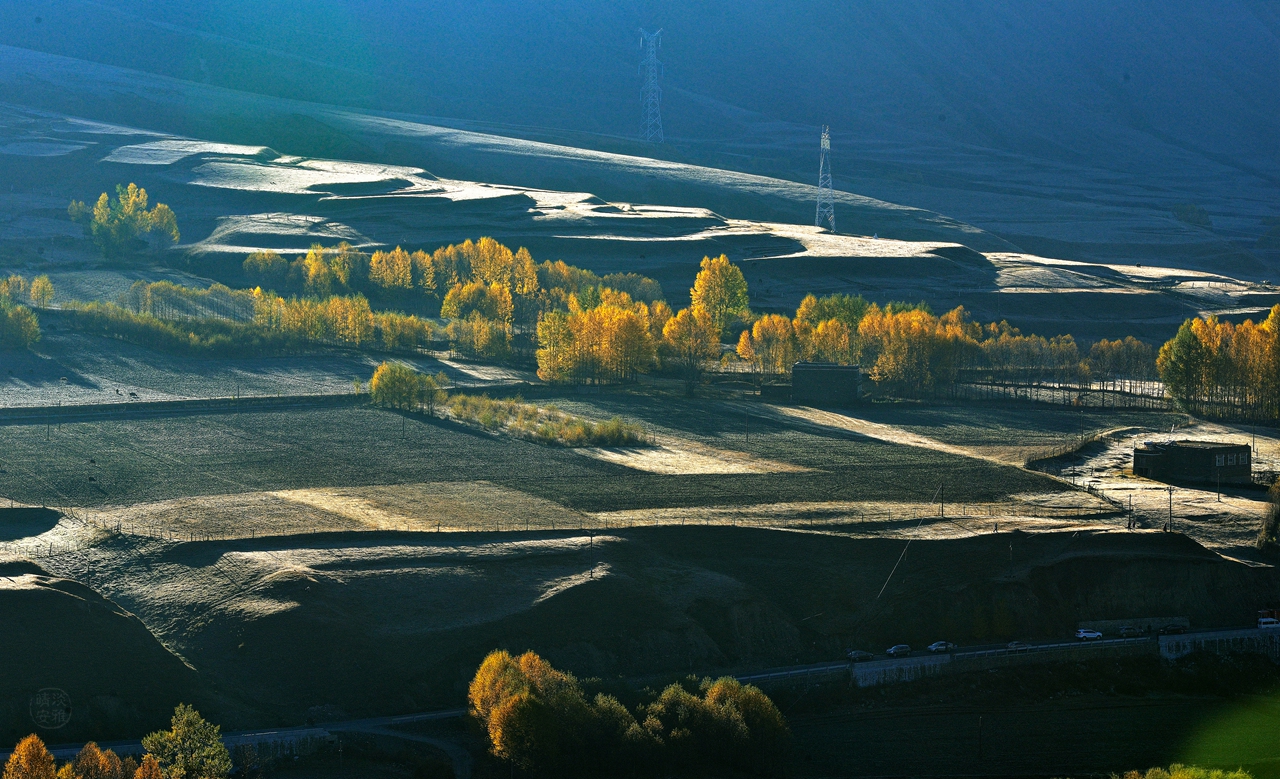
816;126;835;231
639;28;664;144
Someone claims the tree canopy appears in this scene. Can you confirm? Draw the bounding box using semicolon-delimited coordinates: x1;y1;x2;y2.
69;184;179;258
0;275;41;350
140;704;231;779
3;735;55;779
469;649;789;776
689;254;749;335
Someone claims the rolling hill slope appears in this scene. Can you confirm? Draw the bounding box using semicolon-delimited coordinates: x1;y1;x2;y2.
1;2;1277;272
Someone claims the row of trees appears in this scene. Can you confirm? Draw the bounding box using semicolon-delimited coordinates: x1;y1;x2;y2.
120;281;255;323
73;282;438;355
734;294;1156;397
1158;305;1280;421
0;275;43;349
4;705;229;779
62;229;1181;403
535;255;741;389
469;650;788;777
2;274;54;309
242;238;663;327
69;184;179;259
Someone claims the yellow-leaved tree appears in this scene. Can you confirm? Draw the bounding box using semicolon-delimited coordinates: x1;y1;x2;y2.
369;361;423;410
369;246;414;290
468;649;789;776
72;742;124;779
662;307;719;394
736;314;797;375
132;756;161;779
689;254;749;336
29;276;53;309
3;735;55;779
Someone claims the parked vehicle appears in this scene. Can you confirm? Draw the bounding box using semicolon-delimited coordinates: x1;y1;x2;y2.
1259;618;1280;629
927;641;957;653
1118;626;1142;638
1075;628;1103;640
1159;624;1187;635
1006;641;1028;650
846;649;876;662
886;644;912;657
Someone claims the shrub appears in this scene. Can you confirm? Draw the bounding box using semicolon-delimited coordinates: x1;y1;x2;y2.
1172;204;1213;229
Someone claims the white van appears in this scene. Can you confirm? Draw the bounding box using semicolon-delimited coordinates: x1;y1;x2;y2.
1259;617;1280;629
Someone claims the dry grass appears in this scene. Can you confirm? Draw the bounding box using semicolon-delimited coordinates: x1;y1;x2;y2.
446;394;647;447
75;481;586;538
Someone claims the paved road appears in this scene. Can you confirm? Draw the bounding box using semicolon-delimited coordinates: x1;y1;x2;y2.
736;626;1262;685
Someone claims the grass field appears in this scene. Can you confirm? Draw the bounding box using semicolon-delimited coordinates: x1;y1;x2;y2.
0;331;523;409
3;387;1267;758
0;402;1071;516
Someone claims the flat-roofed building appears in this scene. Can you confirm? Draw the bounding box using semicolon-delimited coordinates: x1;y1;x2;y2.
790;362;861;406
1132;440;1252;485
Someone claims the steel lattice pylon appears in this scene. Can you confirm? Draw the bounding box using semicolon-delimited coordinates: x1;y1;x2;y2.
639;28;664;144
816;126;835;231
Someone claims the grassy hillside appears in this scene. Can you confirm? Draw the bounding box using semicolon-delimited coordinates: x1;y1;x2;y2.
0;558;206;743
1;2;1277;269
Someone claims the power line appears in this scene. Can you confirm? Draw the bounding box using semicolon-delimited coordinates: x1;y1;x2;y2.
816;126;835;231
639;28;664;144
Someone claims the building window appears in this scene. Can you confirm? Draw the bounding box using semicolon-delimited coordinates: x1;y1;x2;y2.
1228;454;1237;466
1216;455;1225;467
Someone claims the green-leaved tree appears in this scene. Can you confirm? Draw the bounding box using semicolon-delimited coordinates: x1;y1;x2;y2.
69;184;179;258
140;704;231;779
689;254;749;336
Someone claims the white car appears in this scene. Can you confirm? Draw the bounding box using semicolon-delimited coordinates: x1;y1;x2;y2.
1075;628;1103;640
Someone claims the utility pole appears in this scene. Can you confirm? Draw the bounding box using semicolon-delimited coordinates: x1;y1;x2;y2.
816;126;835;232
639;29;664;144
1167;485;1174;532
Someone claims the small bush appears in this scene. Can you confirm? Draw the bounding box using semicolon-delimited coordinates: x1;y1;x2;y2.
1172;204;1213;229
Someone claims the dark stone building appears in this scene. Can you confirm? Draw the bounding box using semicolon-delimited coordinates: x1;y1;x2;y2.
1132;440;1252;485
790;362;861;406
